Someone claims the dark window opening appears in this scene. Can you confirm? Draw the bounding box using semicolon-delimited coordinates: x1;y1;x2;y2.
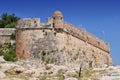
34;21;36;23
54;32;56;36
53;23;55;28
98;42;100;46
23;50;24;54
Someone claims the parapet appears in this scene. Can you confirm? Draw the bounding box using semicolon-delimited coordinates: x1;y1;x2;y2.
64;22;110;53
16;18;41;28
0;28;16;43
45;18;53;28
0;28;16;36
15;11;110;53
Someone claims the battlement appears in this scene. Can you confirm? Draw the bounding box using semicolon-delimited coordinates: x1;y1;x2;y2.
16;18;41;28
63;22;110;52
16;16;110;53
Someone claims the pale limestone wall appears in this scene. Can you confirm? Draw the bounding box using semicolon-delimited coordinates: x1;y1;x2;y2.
55;32;113;67
64;22;109;53
16;28;112;67
16;18;41;28
16;29;56;59
0;28;16;35
0;28;15;43
45;18;53;28
16;18;110;54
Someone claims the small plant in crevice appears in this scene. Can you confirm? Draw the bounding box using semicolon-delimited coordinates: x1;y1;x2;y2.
41;50;47;62
50;49;57;53
57;70;65;80
42;50;46;56
82;67;93;78
44;31;47;36
39;76;47;80
46;57;51;64
10;33;16;40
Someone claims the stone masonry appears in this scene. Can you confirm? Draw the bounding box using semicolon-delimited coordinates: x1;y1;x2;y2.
0;28;15;43
0;11;113;67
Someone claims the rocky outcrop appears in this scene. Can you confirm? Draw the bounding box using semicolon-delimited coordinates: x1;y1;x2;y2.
0;57;118;80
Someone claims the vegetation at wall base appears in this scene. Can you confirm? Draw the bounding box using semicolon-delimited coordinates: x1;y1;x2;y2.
2;41;18;62
3;48;17;62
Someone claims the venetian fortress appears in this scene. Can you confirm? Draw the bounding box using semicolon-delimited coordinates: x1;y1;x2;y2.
0;11;113;67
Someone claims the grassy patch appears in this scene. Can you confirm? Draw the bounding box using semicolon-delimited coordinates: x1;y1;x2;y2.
39;76;47;80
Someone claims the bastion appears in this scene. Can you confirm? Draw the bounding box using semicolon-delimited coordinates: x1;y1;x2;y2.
0;11;113;67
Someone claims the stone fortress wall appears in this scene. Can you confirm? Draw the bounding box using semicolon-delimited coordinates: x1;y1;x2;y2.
63;22;109;53
16;15;110;53
0;11;113;67
0;28;16;43
16;18;41;28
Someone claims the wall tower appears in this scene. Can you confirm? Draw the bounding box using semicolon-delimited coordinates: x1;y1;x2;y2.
53;11;64;31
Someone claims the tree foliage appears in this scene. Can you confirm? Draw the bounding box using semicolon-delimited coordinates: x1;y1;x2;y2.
0;13;20;28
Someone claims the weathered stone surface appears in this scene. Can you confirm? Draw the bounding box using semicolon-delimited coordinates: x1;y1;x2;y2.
0;56;6;63
0;71;6;78
65;77;78;80
100;76;120;80
16;18;41;28
28;77;39;80
65;70;77;77
0;28;15;43
0;59;119;80
0;28;15;36
9;78;23;80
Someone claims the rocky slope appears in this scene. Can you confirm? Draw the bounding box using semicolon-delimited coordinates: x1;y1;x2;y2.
0;56;119;80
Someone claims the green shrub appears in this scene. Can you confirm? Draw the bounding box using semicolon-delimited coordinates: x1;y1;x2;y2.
5;22;16;28
3;48;17;62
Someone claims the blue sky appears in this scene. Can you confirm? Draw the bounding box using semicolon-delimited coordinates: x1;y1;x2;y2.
0;0;120;65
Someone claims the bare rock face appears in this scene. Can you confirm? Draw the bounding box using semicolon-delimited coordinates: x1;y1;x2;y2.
0;56;6;63
0;59;119;80
65;77;78;80
0;71;6;78
28;77;39;80
100;76;120;80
